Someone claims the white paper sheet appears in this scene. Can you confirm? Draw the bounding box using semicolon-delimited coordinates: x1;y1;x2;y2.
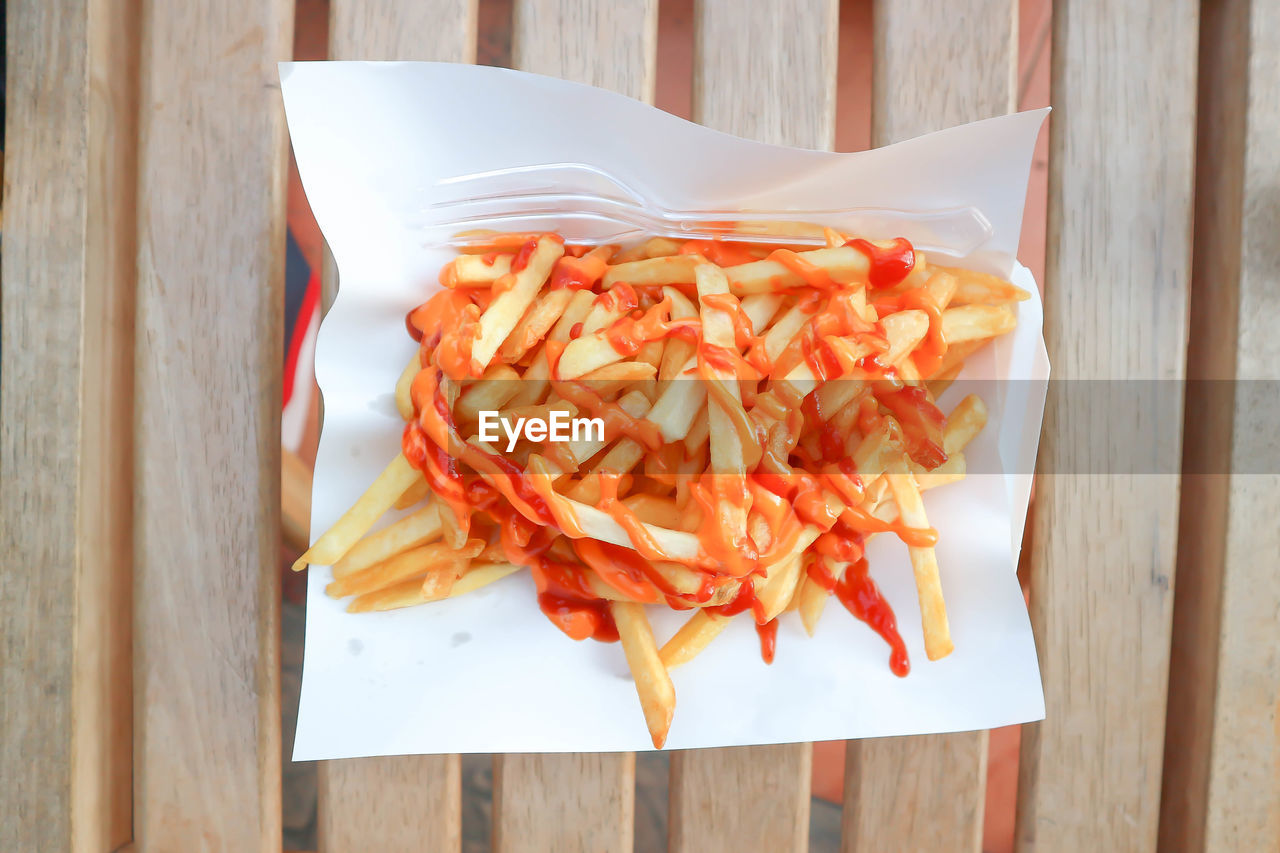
282;61;1049;758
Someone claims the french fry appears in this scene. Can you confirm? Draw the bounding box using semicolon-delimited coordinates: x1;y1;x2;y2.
392;475;430;511
470;235;564;372
294;453;420;572
308;228;1026;746
941;304;1017;343
613;601;677;748
450;252;514;284
660;610;729;669
331;500;444;579
327;539;483;599
395;353;419;420
886;471;952;660
455;364;522;422
602;255;699;288
936;265;1030;305
500;288;575;361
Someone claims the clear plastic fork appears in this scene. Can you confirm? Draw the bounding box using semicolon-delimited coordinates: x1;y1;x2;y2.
407;163;994;256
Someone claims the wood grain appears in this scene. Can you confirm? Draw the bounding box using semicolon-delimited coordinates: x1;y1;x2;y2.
871;0;1015;145
316;3;477;851
1160;0;1280;849
490;3;657;850
692;0;838;149
319;755;464;852
132;1;292;849
493;753;637;853
513;0;658;102
79;0;141;847
667;3;836;850
670;745;813;853
1;0;138;850
1015;0;1199;850
841;2;1016;849
844;733;988;851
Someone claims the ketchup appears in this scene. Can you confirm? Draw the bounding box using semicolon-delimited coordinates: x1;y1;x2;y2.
846;237;915;289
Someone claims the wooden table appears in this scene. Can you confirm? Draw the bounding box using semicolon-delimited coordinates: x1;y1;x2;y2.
2;0;1276;850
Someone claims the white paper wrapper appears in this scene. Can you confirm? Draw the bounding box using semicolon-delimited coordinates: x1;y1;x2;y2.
281;61;1049;758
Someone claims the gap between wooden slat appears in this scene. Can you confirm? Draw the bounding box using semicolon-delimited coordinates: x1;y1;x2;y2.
131;1;292;849
839;2;1016;851
315;3;478;852
1159;0;1280;849
1014;0;1199;849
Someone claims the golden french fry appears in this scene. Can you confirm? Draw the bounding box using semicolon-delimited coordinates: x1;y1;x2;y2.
798;566;834;636
331;499;444;579
471;235;564;372
327;539;483;599
455;364;522;422
446;562;521;598
395;353;419;420
602;255;699;288
392;475;430;511
944;394;987;455
612;601;676;748
936;265;1030;305
500;288;575;362
941;304;1017;343
293;453;421;572
886;472;952;660
450;253;513;284
660;610;729;669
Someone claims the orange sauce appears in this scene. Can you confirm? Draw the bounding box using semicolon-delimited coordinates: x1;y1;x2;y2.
398;230;970;669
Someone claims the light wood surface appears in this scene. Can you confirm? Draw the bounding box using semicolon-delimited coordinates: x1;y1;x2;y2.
132;1;292;849
840;1;1016;849
845;733;988;851
79;0;141;847
319;755;464;852
1160;0;1280;849
668;3;835;849
1015;0;1199;850
1;1;137;850
513;0;658;103
493;753;637;853
316;3;477;851
488;3;657;850
670;744;813;852
692;0;838;149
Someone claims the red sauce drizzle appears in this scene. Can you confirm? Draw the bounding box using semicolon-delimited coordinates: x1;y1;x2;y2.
846;238;915;289
809;558;909;676
756;620;778;664
509;238;540;273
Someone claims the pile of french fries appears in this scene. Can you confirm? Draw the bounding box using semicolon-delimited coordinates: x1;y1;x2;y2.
295;228;1027;747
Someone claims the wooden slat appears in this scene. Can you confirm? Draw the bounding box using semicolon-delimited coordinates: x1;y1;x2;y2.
513;0;658;102
132;1;292;849
315;3;477;852
845;734;988;850
319;755;464;852
488;3;656;851
1014;0;1199;850
670;745;813;852
1;0;138;850
1160;0;1280;849
667;3;836;850
841;1;1015;849
493;753;637;853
